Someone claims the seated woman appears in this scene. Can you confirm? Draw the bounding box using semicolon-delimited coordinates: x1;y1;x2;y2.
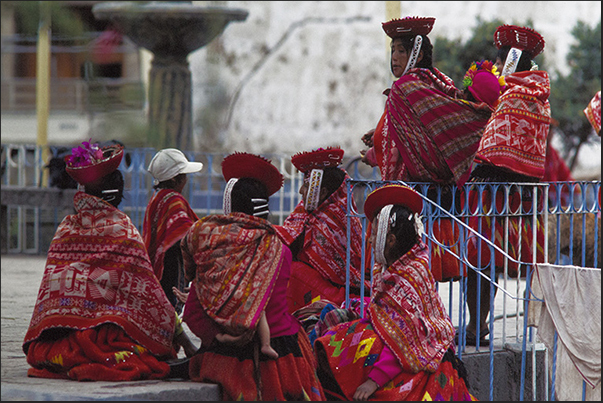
274;147;369;314
181;152;325;401
22;141;195;381
314;184;474;401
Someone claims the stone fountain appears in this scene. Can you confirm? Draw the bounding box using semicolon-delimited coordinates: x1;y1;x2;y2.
92;1;248;151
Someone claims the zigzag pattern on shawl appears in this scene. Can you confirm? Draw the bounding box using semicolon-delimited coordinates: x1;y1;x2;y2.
367;241;454;373
185;213;282;336
386;68;491;186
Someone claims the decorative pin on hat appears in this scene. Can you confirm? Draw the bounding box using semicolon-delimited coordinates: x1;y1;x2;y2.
65;139;123;185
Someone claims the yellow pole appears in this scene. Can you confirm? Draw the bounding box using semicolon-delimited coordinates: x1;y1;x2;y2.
385;1;401;82
36;1;51;187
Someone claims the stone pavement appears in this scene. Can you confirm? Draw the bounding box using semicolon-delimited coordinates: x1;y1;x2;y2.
1;254;219;401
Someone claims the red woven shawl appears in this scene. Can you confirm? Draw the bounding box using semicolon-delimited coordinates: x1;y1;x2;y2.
475;70;551;179
23;192;176;357
142;189;198;280
382;68;491;186
274;175;365;288
367;241;455;373
182;213;283;335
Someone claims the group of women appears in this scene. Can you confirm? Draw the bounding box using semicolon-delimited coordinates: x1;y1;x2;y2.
22;14;559;401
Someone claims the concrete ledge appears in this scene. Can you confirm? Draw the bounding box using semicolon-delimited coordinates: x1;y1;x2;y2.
1;379;221;401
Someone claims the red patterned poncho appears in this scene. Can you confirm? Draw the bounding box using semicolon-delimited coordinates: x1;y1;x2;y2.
23;192;176;380
274;174;367;310
475;70;551;179
380;67;492;186
142;188;198;280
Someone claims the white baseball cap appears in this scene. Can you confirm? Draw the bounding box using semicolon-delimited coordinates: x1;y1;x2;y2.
148;148;203;184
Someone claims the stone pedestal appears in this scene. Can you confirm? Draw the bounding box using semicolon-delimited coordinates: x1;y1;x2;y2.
92;1;248;151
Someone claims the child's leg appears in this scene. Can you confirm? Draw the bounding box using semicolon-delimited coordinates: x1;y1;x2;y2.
259;311;278;359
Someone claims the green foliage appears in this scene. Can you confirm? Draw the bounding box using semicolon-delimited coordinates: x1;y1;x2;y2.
434;17;507;87
549;20;601;169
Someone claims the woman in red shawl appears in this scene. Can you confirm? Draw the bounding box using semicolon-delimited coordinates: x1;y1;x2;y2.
274;147;368;314
361;16;495;283
143;148;203;314
181;152;325;401
463;25;551;346
23;141;188;381
314;184;475;401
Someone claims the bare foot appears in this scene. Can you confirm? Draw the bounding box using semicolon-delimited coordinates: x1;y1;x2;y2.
261;344;279;359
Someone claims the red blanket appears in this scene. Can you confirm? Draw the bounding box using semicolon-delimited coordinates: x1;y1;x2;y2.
23;192;177;380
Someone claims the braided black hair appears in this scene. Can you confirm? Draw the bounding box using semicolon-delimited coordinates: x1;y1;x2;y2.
387;205;419;260
84;169;124;208
497;46;534;72
231;177;270;219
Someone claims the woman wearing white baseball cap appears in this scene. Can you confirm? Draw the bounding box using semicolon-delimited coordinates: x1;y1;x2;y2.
142;149;203;359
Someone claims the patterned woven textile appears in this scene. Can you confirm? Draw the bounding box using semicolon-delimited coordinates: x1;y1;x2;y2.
475;70;551;179
23;192;177;379
182;213;282;335
315;320;475;401
275;175;367;309
381;67;491;186
367;241;455;373
142;188;198;281
313;241;471;401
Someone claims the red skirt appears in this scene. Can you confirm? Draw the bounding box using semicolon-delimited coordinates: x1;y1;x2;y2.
189;328;326;401
314;319;476;401
465;186;545;276
286;261;364;314
25;324;172;381
427;218;466;281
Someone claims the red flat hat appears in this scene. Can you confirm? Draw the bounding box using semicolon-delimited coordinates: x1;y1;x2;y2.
65;144;124;185
494;25;545;57
222;152;284;196
364;184;423;221
382;16;435;38
291;147;344;173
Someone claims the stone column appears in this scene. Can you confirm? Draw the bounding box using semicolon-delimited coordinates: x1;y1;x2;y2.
148;55;192;150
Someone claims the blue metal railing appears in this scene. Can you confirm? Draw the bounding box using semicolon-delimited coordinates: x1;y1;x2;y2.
2;144;601;400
